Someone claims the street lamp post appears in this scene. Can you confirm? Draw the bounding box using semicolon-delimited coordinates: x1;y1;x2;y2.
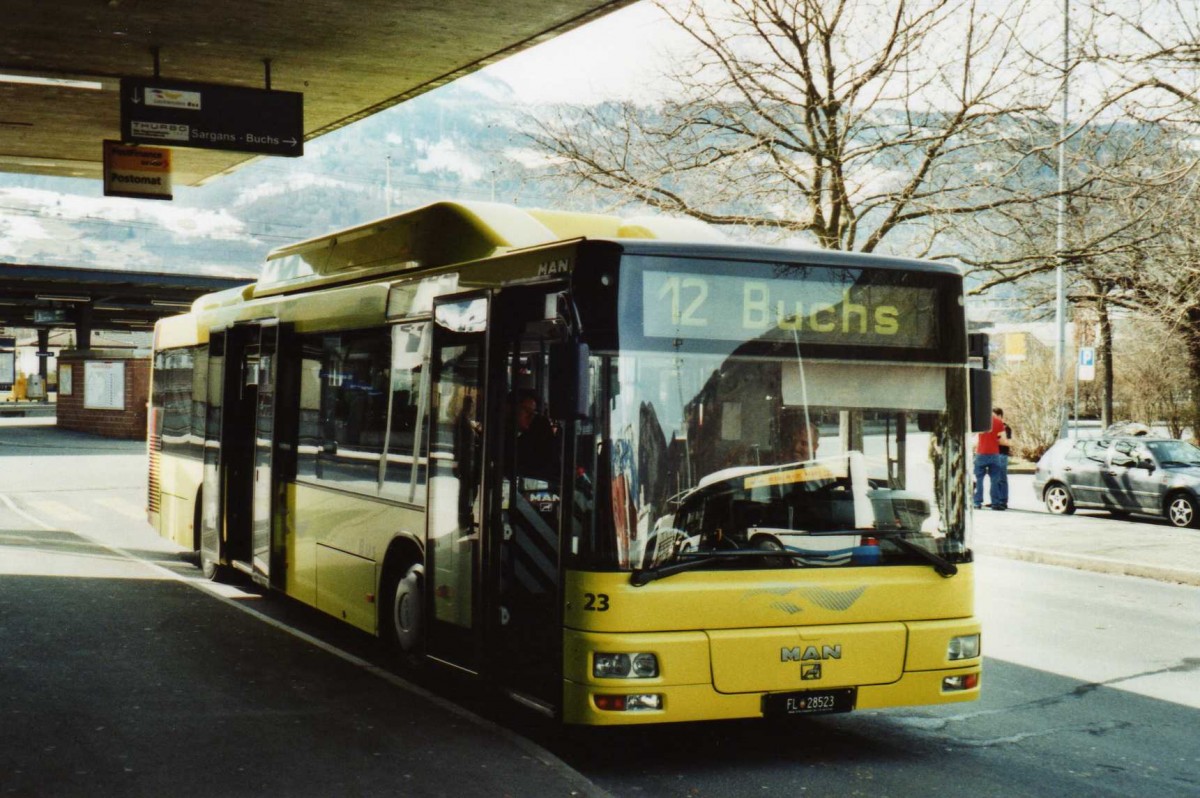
1055;0;1071;438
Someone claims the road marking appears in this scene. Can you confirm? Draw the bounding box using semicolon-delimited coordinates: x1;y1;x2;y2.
95;495;146;519
26;499;90;523
0;493;55;530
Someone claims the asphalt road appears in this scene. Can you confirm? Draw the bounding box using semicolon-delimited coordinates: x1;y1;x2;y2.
524;556;1200;798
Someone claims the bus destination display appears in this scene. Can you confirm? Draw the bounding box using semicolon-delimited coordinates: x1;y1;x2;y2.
642;269;939;348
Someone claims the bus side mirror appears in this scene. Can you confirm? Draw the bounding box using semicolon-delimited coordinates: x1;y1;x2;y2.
969;369;992;433
549;341;590;421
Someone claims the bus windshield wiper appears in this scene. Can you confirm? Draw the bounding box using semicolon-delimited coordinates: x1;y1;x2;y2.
873;531;958;577
630;534;959;585
630;550;790;586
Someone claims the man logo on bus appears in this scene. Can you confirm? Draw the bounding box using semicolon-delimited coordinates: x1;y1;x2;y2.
801;664;822;680
781;644;842;662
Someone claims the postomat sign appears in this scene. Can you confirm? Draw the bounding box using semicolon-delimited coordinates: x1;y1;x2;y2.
103;140;172;201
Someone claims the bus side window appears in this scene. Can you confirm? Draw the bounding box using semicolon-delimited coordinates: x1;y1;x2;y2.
155;347;199;461
296;329;391;495
381;323;430;505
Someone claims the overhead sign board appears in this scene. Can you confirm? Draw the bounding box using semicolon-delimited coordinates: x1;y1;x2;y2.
120;78;303;157
33;309;68;324
103;141;172;200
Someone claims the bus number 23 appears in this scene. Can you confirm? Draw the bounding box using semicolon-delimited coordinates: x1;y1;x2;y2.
583;593;610;611
658;276;709;327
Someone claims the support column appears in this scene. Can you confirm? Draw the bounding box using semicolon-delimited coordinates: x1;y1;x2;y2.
75;304;93;352
37;328;49;403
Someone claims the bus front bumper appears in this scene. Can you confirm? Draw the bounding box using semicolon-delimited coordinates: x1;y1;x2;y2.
561;625;981;726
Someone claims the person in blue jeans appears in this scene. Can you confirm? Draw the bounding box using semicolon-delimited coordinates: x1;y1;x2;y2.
973;408;1009;510
995;408;1013;510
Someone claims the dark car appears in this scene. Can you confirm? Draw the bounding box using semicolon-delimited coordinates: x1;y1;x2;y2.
1032;435;1200;528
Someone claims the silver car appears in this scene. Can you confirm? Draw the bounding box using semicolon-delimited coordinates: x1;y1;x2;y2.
1032;436;1200;528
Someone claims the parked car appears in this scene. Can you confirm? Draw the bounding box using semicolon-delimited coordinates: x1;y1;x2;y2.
1032;435;1200;528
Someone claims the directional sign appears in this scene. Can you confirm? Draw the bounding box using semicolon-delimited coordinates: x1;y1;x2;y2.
1078;346;1095;382
120;78;303;157
33;309;68;324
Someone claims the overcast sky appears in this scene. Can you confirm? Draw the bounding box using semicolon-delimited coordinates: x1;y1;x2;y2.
482;1;683;104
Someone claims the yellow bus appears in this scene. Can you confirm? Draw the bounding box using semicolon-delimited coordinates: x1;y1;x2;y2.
148;200;989;725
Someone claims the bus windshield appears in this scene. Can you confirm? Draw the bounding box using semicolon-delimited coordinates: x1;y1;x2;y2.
581;253;969;574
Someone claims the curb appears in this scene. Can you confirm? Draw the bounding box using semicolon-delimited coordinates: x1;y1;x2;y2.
976;542;1200;587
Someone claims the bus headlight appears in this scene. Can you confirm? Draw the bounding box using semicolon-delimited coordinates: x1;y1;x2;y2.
593;652;659;679
947;634;980;661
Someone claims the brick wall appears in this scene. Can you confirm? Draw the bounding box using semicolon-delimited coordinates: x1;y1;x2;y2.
56;353;149;440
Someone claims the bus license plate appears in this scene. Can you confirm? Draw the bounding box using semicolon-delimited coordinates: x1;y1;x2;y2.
762;688;856;717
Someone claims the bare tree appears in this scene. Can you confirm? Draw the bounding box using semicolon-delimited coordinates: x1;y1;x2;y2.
994;345;1066;461
527;0;1061;253
1082;0;1200;435
963;119;1193;427
1113;315;1193;438
1084;0;1200;125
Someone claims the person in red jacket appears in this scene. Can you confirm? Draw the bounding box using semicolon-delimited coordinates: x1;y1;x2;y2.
973;408;1009;510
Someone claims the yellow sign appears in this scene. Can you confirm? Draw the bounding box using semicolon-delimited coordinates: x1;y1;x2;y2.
103;140;173;201
642;269;940;349
744;464;837;490
1004;332;1027;362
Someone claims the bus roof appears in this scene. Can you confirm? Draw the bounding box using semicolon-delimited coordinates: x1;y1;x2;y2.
608;239;965;277
252;200;726;297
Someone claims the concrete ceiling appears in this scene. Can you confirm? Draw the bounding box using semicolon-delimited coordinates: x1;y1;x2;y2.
0;0;634;186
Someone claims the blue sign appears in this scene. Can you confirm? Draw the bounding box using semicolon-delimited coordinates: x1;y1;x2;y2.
1078;346;1095;381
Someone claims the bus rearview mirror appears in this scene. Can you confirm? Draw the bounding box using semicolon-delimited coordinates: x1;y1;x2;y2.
969;369;992;433
549;341;590;421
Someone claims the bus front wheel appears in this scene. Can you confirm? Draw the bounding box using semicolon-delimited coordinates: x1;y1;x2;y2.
389;565;424;654
200;548;233;583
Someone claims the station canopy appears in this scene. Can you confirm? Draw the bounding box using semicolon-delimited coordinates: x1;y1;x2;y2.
0;263;248;334
0;0;635;185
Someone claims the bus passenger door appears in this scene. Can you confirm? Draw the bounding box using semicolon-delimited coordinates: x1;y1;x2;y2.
202;322;278;585
198;332;226;579
250;322;279;583
490;287;568;710
424;295;488;672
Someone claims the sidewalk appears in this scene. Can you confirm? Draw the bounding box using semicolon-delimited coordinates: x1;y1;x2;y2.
972;474;1200;587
